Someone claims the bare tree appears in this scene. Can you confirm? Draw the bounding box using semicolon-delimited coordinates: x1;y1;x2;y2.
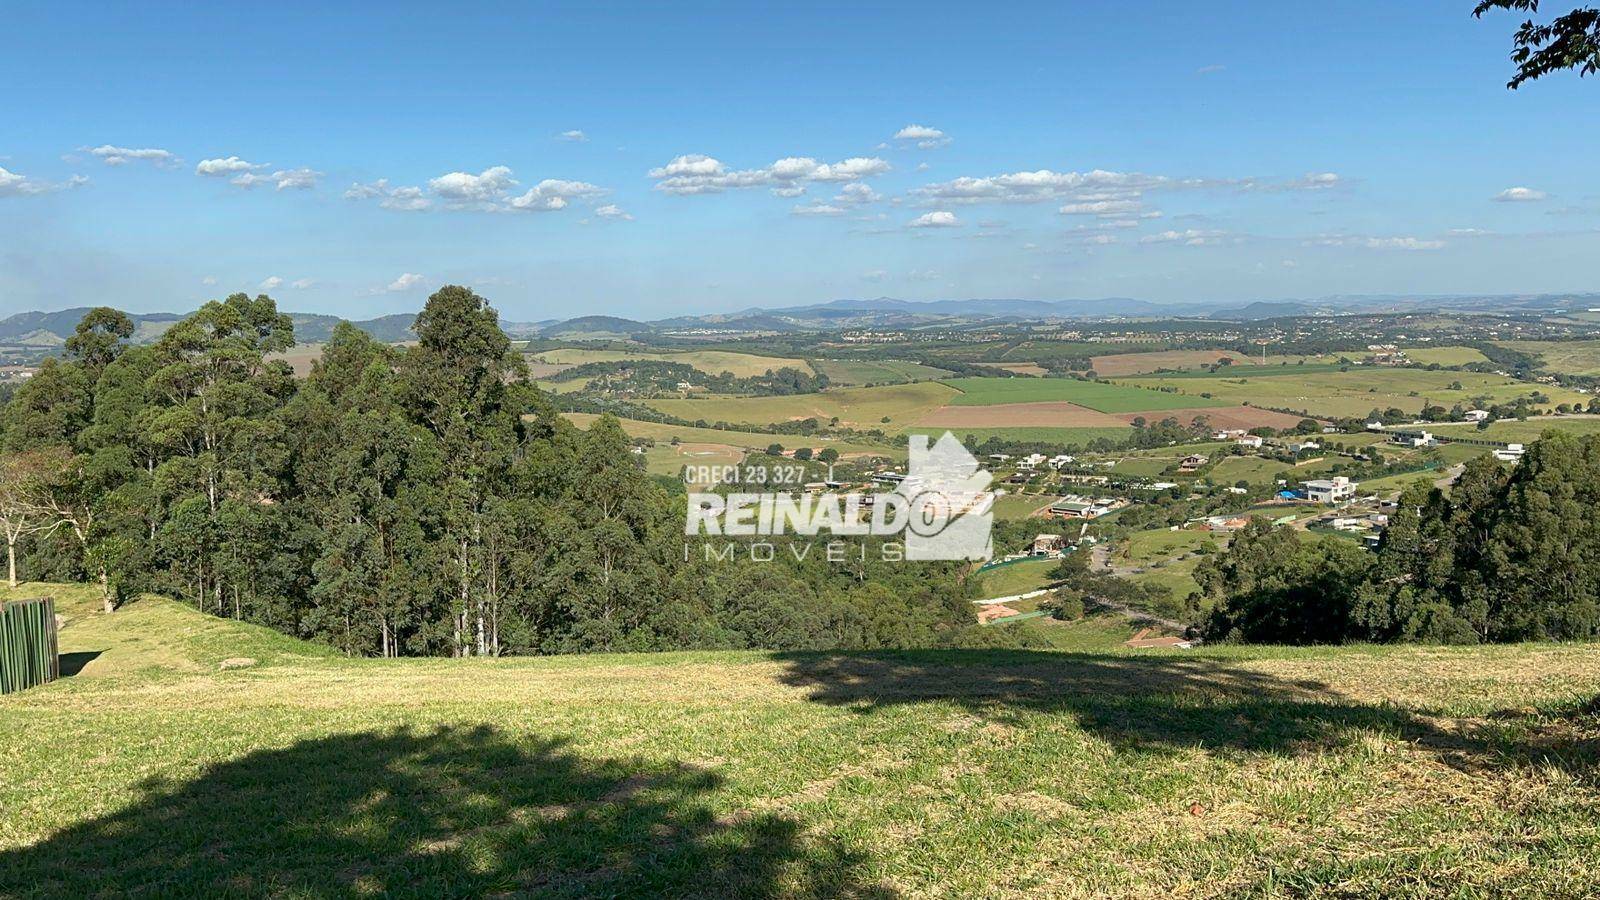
0;451;70;589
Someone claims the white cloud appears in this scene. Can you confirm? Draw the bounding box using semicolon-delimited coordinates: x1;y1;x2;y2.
906;268;943;281
1196;64;1226;75
1058;199;1146;217
792;202;846;217
201;275;218;286
649;153;890;195
594;204;633;220
914;168;1343;205
86;144;179;167
861;269;888;282
1068;233;1118;245
1493;186;1548;202
0;166;87;197
385;273;426;292
290;278;315;289
894;124;951;149
231;167;322;191
259;276;284;290
429;166;518;202
1140;229;1230;246
508;178;605;211
344;179;431;211
835;182;881;205
908;210;960;228
196;156;267;176
348;167;608;213
770;185;806;198
557;130;589;142
1307;235;1445;251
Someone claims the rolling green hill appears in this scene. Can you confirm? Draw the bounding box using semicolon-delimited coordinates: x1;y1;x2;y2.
2;583;1598;896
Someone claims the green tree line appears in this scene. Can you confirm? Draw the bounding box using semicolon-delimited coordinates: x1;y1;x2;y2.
0;289;987;657
1197;431;1600;644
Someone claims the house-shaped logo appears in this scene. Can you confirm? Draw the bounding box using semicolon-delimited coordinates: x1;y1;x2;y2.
899;432;994;561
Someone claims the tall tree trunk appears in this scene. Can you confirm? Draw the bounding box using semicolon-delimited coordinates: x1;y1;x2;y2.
456;537;469;657
6;536;16;589
99;564;112;614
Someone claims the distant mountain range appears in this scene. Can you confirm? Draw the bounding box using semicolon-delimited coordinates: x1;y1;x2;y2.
3;290;1597;352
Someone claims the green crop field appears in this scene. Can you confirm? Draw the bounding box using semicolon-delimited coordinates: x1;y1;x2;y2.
939;377;1216;413
1403;346;1490;366
1118;369;1587;419
532;347;815;378
645;382;959;428
6;583;1599;896
812;359;952;385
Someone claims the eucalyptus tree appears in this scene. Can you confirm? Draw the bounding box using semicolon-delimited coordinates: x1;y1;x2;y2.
144;293;295;612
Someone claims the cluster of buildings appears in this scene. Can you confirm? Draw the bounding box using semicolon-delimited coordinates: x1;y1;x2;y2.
1047;495;1129;519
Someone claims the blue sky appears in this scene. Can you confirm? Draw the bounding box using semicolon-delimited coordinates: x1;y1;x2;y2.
2;0;1597;321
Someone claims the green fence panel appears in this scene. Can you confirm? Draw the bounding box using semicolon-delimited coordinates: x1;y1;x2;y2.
0;597;58;694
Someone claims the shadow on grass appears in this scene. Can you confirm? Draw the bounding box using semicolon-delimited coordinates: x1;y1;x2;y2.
56;650;102;677
0;725;887;898
774;649;1600;778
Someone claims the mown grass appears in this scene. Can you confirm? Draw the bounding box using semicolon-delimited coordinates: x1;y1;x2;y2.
975;558;1060;598
2;583;1599;897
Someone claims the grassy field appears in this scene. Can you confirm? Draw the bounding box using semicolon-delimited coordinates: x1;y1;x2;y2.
990;493;1054;521
1008;613;1145;651
4;583;1599;896
1117;528;1218;566
974;558;1060;598
532;347;815;378
562;414;900;458
1118;369;1587;419
1210;456;1293;485
646;382;959;428
901;425;1135;446
812;359;952;385
1419;416;1600;444
641;442;744;477
1403;346;1490;366
1495;339;1600;376
1125;562;1203;605
940;377;1217;413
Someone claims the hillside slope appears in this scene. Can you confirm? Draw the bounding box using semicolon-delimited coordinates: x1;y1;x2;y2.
1;584;1597;897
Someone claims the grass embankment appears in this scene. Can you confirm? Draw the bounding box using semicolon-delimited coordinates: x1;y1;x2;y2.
2;583;1599;896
